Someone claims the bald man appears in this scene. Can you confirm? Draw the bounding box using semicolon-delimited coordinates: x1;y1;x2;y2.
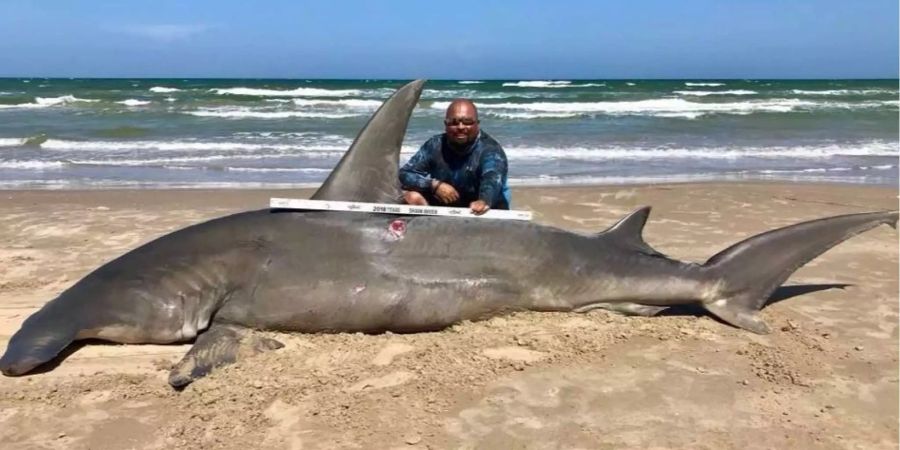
399;99;510;215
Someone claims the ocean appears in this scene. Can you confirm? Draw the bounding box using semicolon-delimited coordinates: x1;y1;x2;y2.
0;78;896;189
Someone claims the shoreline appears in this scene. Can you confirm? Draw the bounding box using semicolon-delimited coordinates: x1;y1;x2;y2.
1;178;897;192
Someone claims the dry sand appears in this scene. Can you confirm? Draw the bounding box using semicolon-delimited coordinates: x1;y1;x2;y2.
0;182;897;449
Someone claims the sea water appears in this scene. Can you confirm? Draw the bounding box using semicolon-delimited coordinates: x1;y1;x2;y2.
0;78;896;188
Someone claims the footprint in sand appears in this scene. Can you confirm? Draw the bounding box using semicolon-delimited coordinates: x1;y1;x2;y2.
371;343;414;366
264;399;305;450
482;347;546;363
348;371;416;392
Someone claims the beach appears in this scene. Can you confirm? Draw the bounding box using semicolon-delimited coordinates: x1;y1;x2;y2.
0;182;896;449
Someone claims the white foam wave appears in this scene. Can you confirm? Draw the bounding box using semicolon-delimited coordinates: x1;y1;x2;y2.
37;96;98;105
231;131;320;139
291;99;383;108
755;165;896;174
211;87;361;97
40;138;352;153
187;109;361;119
458;81;484;84
674;90;757;96
684;82;725;87
423;89;548;100
790;89;895;96
626;82;636;86
508;166;897;186
66;153;321;167
149;86;181;93
502;141;899;161
0;138;26;147
0;160;66;170
0;178;326;189
225;167;331;173
117;99;151;106
502;81;572;88
487;112;580;120
0;96;98;109
499;81;604;89
433;98;820;118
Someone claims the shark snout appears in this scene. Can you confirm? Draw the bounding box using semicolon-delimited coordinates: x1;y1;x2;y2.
0;351;44;376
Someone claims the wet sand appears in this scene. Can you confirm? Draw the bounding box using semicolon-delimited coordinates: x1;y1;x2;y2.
0;182;897;449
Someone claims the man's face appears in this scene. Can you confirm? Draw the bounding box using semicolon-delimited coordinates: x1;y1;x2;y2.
444;103;479;147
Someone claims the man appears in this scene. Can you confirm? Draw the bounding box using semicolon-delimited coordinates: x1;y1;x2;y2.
399;99;510;215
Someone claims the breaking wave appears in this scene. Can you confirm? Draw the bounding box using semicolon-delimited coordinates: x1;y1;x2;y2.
0;96;98;109
502;81;572;88
433;98;823;119
211;87;362;97
674;90;757;96
117;99;151;106
501;141;899;160
186;109;362;119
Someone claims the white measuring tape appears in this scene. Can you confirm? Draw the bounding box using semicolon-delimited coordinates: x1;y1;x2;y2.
270;198;533;221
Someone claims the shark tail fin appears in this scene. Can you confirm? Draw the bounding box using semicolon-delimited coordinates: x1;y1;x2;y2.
701;210;898;334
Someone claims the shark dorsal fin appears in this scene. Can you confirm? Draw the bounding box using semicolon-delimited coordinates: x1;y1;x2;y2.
311;79;426;203
598;206;665;257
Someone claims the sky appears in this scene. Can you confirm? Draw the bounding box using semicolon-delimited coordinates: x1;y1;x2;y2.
0;0;897;79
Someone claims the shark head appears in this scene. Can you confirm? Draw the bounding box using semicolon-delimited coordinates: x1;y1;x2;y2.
311;79;426;203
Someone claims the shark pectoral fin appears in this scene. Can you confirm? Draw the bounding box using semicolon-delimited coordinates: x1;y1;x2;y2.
168;323;284;388
573;302;668;317
703;298;771;334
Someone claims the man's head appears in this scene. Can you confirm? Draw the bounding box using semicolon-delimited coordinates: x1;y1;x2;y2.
444;99;480;148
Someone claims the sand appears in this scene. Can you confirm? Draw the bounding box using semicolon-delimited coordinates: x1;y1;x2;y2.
0;182;897;449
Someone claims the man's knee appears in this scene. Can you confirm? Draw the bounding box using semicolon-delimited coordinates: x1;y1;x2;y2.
402;190;429;206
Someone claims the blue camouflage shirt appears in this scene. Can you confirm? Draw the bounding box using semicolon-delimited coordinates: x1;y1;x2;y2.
399;131;511;209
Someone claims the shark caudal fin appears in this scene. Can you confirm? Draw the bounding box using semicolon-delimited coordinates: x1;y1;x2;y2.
311;79;425;203
701;210;898;334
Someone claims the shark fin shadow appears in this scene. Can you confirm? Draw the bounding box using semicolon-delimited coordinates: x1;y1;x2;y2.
659;283;853;319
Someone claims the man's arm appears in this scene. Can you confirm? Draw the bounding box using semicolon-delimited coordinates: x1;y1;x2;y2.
399;138;438;192
476;147;508;207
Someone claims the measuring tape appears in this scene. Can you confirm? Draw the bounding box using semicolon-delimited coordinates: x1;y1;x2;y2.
270;198;532;221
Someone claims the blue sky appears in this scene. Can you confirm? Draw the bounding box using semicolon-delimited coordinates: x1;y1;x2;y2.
0;0;896;79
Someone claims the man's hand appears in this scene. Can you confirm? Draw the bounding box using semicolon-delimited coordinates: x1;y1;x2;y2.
433;181;460;204
470;200;490;215
402;190;429;206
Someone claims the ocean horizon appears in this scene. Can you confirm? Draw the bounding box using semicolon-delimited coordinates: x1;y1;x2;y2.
0;78;897;189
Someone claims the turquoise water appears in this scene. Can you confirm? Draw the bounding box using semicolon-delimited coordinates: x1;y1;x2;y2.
0;78;896;188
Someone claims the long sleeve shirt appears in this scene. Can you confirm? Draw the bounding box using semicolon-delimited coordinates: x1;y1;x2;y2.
399;131;510;209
